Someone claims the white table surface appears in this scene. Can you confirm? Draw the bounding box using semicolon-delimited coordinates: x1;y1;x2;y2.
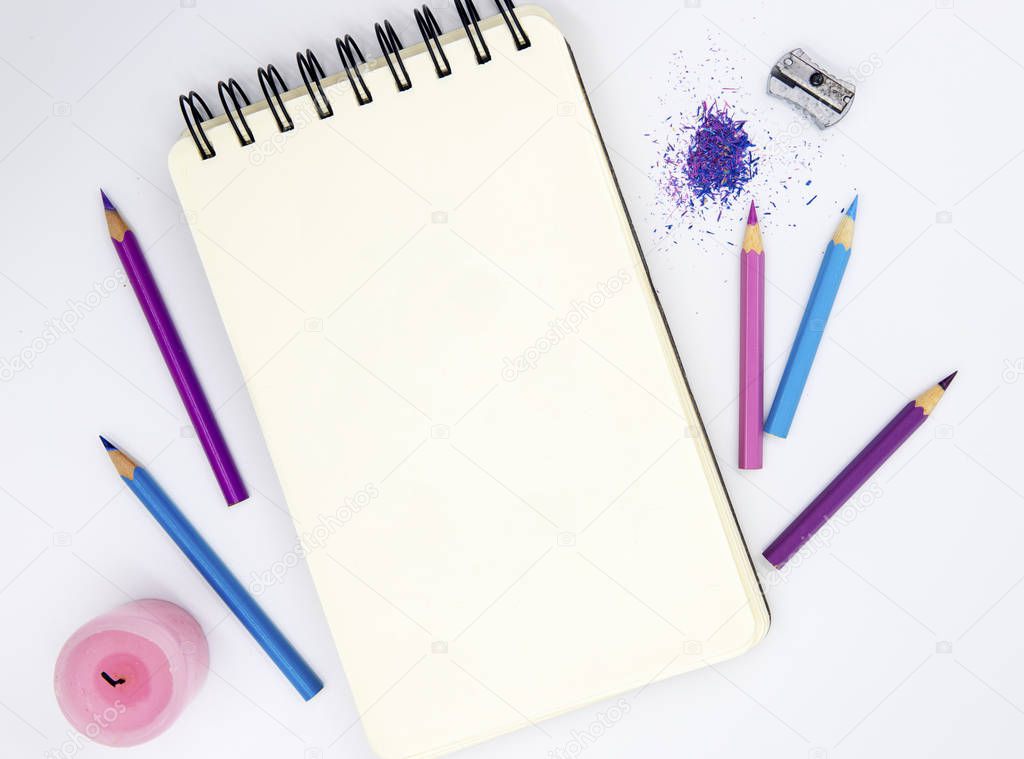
2;0;1022;757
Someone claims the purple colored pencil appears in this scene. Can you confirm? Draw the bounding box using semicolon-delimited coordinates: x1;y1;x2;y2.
763;372;956;568
739;200;765;469
102;191;248;507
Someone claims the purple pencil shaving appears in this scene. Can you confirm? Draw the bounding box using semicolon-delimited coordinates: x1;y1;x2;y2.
657;101;758;221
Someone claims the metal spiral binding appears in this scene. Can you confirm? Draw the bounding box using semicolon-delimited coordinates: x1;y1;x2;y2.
337;35;373;105
376;20;411;92
296;49;333;119
257;64;294;133
455;0;491;64
495;0;530;50
179;1;532;157
375;21;412;92
415;5;451;78
179;91;216;159
217;78;255;146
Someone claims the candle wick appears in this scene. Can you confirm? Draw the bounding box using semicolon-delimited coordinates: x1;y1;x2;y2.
101;672;126;688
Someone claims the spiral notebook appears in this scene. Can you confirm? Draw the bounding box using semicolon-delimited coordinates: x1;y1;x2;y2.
168;4;769;757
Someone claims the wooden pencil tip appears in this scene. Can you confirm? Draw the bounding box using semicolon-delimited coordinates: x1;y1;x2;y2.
938;371;957;390
101;437;138;479
102;195;129;241
747;200;757;225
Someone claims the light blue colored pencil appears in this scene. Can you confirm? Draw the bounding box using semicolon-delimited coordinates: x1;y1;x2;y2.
100;436;324;701
765;196;858;438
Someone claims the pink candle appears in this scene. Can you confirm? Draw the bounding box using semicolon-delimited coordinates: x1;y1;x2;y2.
54;599;208;747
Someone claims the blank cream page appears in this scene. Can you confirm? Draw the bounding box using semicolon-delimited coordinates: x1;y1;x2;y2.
169;6;769;757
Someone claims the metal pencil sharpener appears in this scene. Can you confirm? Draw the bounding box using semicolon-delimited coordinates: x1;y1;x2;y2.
768;48;855;128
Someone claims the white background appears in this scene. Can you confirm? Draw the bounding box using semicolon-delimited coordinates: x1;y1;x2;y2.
1;1;1022;757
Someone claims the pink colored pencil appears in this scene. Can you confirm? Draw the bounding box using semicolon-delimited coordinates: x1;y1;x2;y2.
739;200;764;469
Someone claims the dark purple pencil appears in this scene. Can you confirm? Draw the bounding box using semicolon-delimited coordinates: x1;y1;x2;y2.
763;372;956;568
102;190;248;506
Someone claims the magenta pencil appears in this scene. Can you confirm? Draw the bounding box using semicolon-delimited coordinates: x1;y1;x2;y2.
739;201;765;469
102;191;248;507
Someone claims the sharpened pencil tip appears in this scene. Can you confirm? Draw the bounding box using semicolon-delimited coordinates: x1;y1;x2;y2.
101;192;129;240
846;195;858;220
747;200;757;225
938;371;957;390
100;437;138;479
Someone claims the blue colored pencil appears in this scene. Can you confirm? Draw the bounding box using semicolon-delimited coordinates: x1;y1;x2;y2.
99;436;323;701
765;197;858;438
